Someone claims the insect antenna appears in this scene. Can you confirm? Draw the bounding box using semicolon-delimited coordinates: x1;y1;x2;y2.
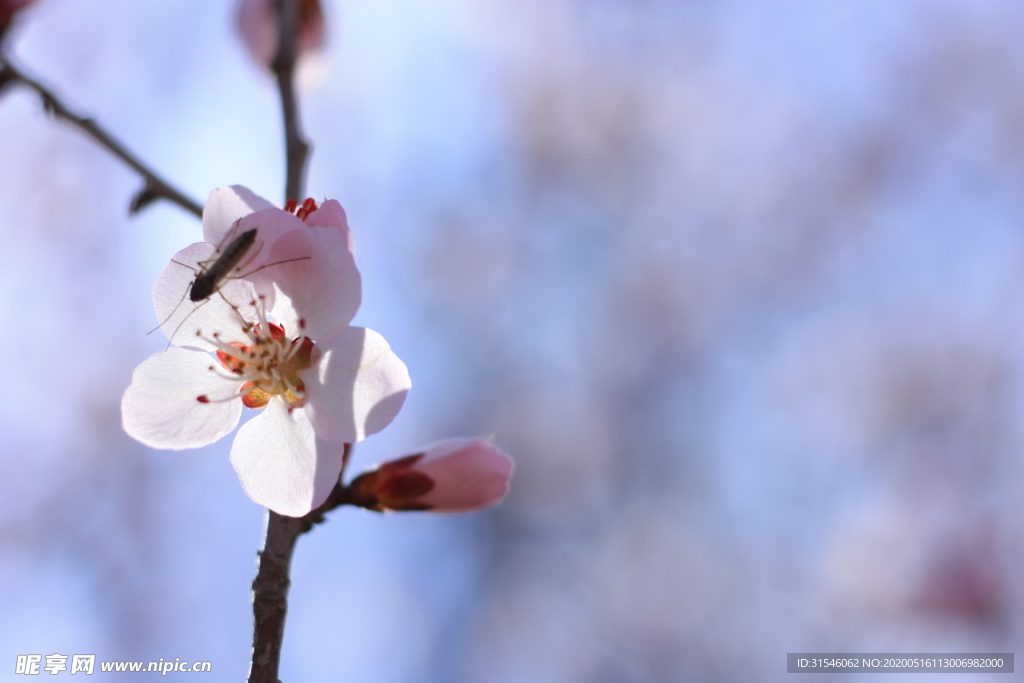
236;255;312;279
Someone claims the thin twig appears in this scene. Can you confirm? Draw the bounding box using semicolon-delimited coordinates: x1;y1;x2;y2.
248;444;355;683
272;0;311;203
0;58;204;218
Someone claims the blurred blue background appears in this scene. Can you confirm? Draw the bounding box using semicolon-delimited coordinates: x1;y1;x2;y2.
2;0;1024;680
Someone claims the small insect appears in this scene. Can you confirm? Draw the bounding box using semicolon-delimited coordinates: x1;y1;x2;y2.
189;227;260;302
151;224;309;342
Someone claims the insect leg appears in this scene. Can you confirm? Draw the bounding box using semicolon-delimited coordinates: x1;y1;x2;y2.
150;254;211;335
170;259;200;273
218;288;256;333
148;280;196;335
164;297;213;349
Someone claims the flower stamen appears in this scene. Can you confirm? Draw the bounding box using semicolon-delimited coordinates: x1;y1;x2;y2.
196;297;315;410
196;383;261;404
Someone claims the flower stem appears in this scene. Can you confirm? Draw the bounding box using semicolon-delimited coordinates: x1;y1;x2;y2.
247;444;354;683
272;0;310;204
0;57;204;218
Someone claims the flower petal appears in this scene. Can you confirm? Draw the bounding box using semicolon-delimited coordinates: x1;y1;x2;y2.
202;185;276;245
268;227;361;341
415;438;514;512
302;326;411;443
229;399;342;516
122;348;242;450
303;199;356;256
153;242;260;350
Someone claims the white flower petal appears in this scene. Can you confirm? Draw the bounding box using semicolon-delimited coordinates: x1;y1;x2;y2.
303;327;411;444
267;227;361;341
122;348;242;450
202;185;276;245
229;400;342;516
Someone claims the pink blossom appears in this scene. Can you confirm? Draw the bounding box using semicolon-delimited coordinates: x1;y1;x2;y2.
122;186;411;517
237;0;325;70
349;439;514;512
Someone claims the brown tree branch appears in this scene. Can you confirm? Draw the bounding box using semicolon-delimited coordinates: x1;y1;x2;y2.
247;4;322;680
248;511;303;683
272;0;311;204
0;58;204;219
247;444;357;683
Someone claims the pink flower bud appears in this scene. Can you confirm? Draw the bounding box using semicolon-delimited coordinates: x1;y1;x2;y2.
0;0;36;39
237;0;325;71
349;439;514;513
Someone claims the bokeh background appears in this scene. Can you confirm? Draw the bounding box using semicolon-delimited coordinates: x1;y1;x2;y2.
3;0;1024;680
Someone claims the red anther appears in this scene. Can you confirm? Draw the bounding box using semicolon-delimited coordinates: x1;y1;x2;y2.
197;395;210;403
295;197;319;221
284;198;298;213
298;318;306;330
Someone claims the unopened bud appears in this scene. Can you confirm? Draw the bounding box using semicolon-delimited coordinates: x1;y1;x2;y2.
237;0;325;72
0;0;36;43
348;439;513;513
